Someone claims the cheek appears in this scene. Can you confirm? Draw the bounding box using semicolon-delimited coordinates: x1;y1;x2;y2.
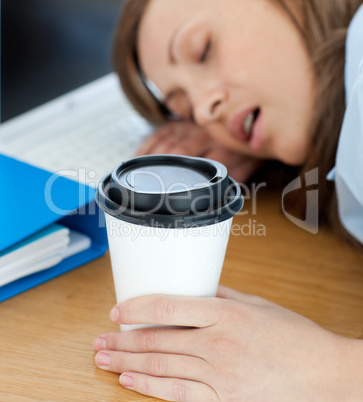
272;126;312;166
274;79;315;165
218;41;252;87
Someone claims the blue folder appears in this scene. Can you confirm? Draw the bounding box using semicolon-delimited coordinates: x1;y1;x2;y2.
0;154;108;302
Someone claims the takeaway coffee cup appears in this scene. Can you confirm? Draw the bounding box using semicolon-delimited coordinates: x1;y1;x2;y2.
96;155;243;331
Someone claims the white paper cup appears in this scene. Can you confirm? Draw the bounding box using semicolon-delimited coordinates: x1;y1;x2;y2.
105;214;233;331
96;155;243;331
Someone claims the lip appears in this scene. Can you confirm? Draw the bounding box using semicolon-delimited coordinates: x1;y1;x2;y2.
249;110;263;152
228;107;262;149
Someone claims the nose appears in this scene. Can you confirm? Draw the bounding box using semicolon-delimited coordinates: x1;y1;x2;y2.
192;87;227;126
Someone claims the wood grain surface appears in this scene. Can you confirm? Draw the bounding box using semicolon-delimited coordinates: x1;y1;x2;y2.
1;192;362;401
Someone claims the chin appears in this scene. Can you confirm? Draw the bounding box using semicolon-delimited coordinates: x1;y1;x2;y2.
279;155;307;166
273;142;309;166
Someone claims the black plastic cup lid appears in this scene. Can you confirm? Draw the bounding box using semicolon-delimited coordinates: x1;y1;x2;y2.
96;155;244;228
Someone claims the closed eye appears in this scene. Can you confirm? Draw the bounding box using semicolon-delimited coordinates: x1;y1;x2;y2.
199;39;211;63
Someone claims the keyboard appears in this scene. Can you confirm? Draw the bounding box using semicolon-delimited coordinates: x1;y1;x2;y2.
0;74;153;187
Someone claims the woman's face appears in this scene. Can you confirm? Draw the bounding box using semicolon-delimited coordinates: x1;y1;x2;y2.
138;0;316;165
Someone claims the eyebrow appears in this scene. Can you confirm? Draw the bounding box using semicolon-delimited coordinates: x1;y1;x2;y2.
168;25;181;65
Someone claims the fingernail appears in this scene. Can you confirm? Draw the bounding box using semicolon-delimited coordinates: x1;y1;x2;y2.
110;306;120;323
120;374;134;388
93;337;106;350
96;352;111;367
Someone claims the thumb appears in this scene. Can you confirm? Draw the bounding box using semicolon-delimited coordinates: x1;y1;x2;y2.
217;285;268;306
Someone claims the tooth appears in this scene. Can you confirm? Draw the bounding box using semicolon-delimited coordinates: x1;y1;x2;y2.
244;112;254;136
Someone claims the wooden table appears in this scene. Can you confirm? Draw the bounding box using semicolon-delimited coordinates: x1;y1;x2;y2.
1;192;363;401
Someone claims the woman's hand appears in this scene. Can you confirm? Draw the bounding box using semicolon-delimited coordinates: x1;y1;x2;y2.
93;286;363;401
136;121;263;183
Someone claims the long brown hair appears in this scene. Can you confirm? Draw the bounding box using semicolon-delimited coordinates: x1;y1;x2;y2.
113;0;363;250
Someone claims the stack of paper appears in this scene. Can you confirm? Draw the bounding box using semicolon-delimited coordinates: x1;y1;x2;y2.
0;224;91;287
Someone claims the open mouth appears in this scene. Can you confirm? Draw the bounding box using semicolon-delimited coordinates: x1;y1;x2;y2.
228;106;262;145
243;108;260;140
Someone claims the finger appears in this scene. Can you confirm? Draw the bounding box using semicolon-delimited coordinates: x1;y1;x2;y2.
94;327;204;356
149;125;211;156
217;285;271;306
228;157;262;183
135;135;165;156
149;132;184;155
136;127;171;155
204;149;250;182
217;285;249;300
95;350;212;383
136;125;185;155
204;148;263;183
152;125;194;154
204;147;243;167
169;131;212;157
111;295;223;327
228;164;252;183
119;372;219;402
230;158;263;183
